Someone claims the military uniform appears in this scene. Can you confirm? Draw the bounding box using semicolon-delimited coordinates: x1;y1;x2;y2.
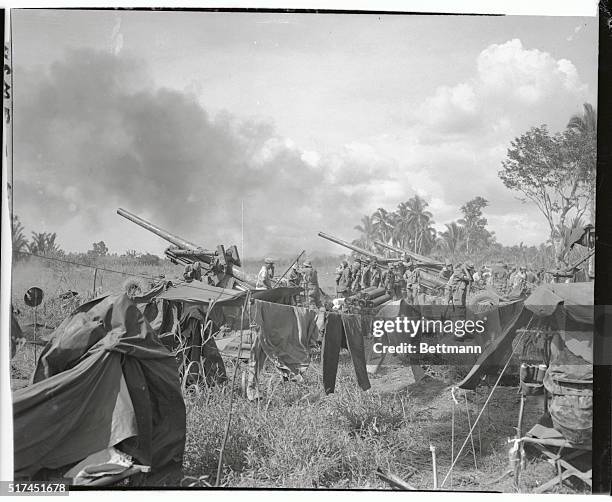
287;265;302;288
491;264;509;294
183;262;203;282
335;262;352;298
256;258;275;289
302;261;321;308
371;266;382;288
404;265;420;305
446;264;473;306
384;265;396;297
351;260;362;294
392;265;405;300
360;261;373;290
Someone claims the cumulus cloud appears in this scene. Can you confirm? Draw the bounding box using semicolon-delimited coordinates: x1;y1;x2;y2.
413;39;589;138
388;39;592;244
13;49;400;256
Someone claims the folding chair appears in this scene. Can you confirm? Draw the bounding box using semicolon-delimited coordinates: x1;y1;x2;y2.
521;423;592;493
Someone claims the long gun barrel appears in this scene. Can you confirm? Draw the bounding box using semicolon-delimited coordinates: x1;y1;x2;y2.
374;239;442;267
117;208;209;253
117;208;257;288
318;232;392;263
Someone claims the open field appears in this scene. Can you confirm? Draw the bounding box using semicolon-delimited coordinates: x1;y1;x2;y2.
10;258;589;493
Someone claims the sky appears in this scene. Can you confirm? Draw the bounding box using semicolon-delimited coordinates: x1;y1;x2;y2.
11;9;598;258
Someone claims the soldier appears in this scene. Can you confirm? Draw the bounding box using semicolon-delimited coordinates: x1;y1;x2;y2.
512;265;528;292
371;262;382;288
404;260;420;305
302;260;321;308
446;262;473;306
537;267;546;284
508;265;518;290
439;259;454;281
335;259;352;298
286;262;302;288
525;266;538;290
256;258;275;289
393;261;406;300
480;265;492;286
183;261;203;282
491;262;509;295
385;262;397;299
351;258;363;294
380;265;389;289
361;258;373;290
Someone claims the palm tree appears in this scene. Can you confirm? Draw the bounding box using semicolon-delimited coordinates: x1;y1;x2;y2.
372;208;394;244
567;102;597;227
568;103;597;135
394;202;413;249
28;231;62;256
11;216;28;258
405;195;434;254
440;222;465;258
354;214;377;251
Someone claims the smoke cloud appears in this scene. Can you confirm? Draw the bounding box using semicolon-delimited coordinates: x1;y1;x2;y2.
14;49;393;257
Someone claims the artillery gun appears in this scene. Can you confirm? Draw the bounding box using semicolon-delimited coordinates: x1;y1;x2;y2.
117;208;257;289
318;231;448;299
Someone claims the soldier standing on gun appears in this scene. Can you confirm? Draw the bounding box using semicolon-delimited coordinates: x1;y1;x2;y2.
183;261;203;282
256;258;275;289
335;259;352;298
302;260;321;308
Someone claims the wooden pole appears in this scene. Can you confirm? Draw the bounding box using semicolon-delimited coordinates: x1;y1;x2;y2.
92;268;98;298
33;306;37;362
430;444;438;489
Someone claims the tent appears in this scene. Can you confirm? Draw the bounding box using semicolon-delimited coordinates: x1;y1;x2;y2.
13;293;186;483
459;282;593;389
460;282;593;444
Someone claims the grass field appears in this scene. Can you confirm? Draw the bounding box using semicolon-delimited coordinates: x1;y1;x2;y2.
9;257;589;493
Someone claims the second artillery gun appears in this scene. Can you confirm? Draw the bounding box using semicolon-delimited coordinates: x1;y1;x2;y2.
318;231;448;296
117;208;257;289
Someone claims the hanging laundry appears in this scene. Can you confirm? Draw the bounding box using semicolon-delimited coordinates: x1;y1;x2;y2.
322;312;371;394
322;312;344;394
246;300;318;400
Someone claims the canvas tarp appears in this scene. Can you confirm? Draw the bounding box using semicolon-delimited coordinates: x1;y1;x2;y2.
524;282;593;325
458;282;594;390
457;299;530;389
13;293;186;480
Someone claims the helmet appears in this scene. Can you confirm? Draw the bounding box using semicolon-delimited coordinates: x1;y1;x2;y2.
264;257;275;265
303;260;312;268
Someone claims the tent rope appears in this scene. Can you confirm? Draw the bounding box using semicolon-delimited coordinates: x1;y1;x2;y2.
464;390;478;470
440;317;533;488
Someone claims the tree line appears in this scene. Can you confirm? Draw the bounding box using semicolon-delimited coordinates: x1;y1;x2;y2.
11;216;162;266
352;103;596;269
